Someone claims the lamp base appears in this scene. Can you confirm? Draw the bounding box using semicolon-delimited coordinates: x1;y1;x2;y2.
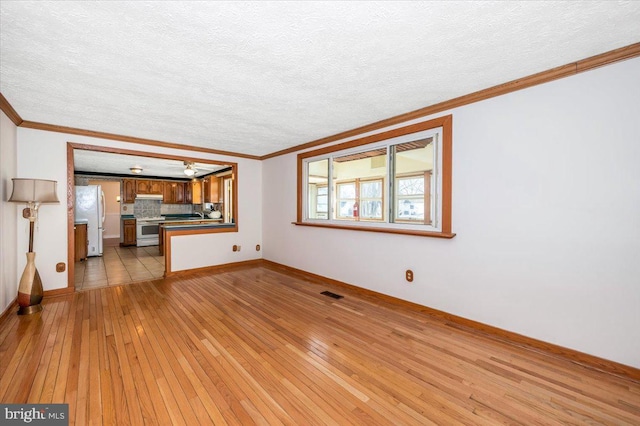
18;304;43;315
17;252;44;316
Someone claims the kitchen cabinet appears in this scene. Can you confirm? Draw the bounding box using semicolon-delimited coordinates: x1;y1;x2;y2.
204;176;222;203
163;181;185;204
136;179;163;195
74;223;88;262
122;219;137;246
186;180;202;204
123;179;136;203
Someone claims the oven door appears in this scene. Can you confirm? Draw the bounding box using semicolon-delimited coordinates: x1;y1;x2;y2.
136;222;160;246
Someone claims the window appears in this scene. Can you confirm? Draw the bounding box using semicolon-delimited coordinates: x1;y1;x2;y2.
297;115;454;238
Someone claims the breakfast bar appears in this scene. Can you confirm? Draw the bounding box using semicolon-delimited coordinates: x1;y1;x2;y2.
160;221;237;276
157;217;224;255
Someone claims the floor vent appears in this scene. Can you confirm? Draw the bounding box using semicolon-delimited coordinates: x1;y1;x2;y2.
321;291;344;300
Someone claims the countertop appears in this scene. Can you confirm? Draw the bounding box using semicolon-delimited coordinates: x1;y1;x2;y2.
161;222;234;230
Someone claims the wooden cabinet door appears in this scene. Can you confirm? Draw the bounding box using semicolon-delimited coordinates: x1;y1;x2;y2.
163;182;174;204
74;224;88;262
210;178;220;203
149;180;163;194
175;182;185;203
190;181;202;204
184;182;192;204
203;177;211;203
123;179;136;203
163;182;185;204
123;219;136;246
136;180;151;194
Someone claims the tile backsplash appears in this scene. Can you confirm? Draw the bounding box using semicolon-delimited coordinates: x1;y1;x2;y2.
161;204;194;215
120;200;194;217
133;199;161;218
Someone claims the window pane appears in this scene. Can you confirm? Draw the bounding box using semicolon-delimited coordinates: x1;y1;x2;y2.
336;182;356;218
317;186;328;213
393;138;433;224
397;178;423;196
361;180;382;198
397;198;424;220
333;148;386;221
339;200;356;218
338;183;356;199
307;159;328;219
361;200;382;219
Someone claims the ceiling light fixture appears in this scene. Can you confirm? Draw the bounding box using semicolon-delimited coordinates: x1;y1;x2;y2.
184;162;197;177
130;167;143;174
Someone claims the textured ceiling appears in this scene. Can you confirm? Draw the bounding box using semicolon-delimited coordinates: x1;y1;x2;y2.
1;1;640;157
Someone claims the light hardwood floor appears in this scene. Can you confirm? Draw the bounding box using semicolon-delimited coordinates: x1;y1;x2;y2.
1;264;639;425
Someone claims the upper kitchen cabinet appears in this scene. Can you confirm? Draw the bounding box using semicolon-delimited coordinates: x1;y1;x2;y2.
163;181;185;204
204;176;223;203
136;179;163;195
123;179;136;203
186;180;202;204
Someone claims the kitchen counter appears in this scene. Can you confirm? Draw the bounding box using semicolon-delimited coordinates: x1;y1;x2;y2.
157;219;228;255
160;217;223;224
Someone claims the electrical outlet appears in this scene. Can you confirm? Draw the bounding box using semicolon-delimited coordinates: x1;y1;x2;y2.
256;244;261;251
232;245;238;252
406;270;414;282
56;263;66;272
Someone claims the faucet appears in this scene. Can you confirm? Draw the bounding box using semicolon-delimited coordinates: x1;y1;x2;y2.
195;211;204;218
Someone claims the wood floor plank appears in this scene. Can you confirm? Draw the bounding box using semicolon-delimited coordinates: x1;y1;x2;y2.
1;265;639;425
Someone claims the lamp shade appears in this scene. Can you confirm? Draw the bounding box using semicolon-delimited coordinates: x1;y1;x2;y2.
9;178;60;203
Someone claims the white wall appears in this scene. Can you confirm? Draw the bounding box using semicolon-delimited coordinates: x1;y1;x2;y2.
1;111;18;314
262;57;640;368
16;129;263;290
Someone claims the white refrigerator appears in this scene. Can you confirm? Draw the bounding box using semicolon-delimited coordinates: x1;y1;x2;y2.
75;185;105;257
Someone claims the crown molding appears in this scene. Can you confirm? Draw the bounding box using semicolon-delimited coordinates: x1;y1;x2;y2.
0;92;23;126
259;42;640;160
19;120;261;160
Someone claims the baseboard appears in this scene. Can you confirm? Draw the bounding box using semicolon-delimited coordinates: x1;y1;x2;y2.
165;259;264;278
0;297;18;321
260;259;640;383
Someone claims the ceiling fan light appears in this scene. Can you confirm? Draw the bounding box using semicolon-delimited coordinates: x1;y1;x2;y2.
184;163;196;176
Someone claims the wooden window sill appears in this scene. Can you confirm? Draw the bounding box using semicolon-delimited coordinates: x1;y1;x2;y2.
292;221;456;239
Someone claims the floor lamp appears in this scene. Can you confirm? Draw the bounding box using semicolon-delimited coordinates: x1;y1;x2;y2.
8;178;59;315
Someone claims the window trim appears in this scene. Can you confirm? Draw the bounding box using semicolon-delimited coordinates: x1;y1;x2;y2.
296;115;454;238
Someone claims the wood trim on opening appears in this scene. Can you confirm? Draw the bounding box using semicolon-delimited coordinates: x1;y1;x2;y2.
67;142;239;289
261;259;640;382
261;42;640;160
297;115;453;238
66;143;75;291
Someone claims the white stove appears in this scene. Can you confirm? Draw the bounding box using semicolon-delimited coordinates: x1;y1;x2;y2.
136;217;165;246
137;216;166;222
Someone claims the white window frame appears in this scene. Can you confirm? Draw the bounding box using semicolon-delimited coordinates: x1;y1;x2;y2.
302;128;443;233
296;115;454;239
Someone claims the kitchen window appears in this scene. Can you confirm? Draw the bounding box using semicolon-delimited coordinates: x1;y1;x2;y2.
297;115;454;238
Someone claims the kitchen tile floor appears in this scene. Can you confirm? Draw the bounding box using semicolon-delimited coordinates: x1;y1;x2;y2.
75;246;164;291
